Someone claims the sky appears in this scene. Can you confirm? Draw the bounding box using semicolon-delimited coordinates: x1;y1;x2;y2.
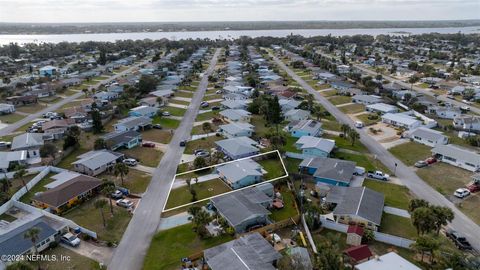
0;0;479;23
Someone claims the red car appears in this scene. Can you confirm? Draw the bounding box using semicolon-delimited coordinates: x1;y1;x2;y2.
425;157;437;164
142;142;156;148
467;183;480;193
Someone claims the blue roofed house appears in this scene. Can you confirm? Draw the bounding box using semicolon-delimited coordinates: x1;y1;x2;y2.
215;136;260;160
295;136;335;158
128;105;158;118
300;157;356;186
102;130;142;151
39;65;59;77
287;120;323;138
217;159;264;189
284;109;310;121
219;122;254;138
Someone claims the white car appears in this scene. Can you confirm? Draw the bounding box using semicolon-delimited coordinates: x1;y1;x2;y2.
123;158;137;166
61;232;80;247
116;199;134;208
162;111;171;116
454;188;470;199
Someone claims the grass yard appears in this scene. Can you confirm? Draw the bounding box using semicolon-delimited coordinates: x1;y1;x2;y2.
185;136;222;154
35;246;102;270
333;152;377;171
120;147;163;167
203;94;222;101
177;85;197;91
389;141;432;166
20;174;55;204
324;133;368;153
195;111;219;122
191;123;219;135
321;119;341;132
269;188;298;222
142;129;173;144
416;162;472;195
320;89;337;97
257;157;287;180
363;179;412;209
0;213;17;222
153;116;181;129
161;106;187;117
283;135;300;153
284;158;301;174
169;99;190;106
15;103;48;114
356;113;381;126
63;198;132;243
103;169;151;194
143;223;234;270
457;195;480;225
165;178;231;209
0;113;24;124
174;91;194;98
56;147;89;170
339;103;365;114
380;213;416;239
251;114;275;138
328;95;352;105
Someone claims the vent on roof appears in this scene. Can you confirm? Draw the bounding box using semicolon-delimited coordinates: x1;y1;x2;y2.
308;121;318;127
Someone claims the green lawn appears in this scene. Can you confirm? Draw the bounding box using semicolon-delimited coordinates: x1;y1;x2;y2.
35;246;102;270
153;116;181;129
195;111;219;122
56;147;89;170
251;115;272;138
338;103;365;114
103;169;151;194
203;94;222;101
143;223;234;270
0;113;24;124
15;103;48;114
120;147;163;167
19;174;55;204
142;129;173;144
356;113;381;126
161;106;187;117
283;135;300;153
165;178;231;209
284;158;301;174
320;89;337;97
328;95;352;105
63;199;132;243
321;120;342;132
416;162;472;196
363;179;412;209
324;133;368;153
269;188;298;222
184;136;222;154
169;99;190;106
174;91;194;98
389;141;432;166
258;157;287;180
380;213;416;239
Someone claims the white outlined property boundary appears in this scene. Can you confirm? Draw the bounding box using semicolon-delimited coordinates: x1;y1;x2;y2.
162;150;289;212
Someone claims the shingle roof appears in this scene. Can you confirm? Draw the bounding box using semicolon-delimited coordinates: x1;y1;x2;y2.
114;116;152;129
11;133;44;150
220;122;254;136
220;109;251;121
72;150;122;170
0;218;57;255
102;130;141;147
33;175;103;208
288;120;322;134
432;144;480;166
216;137;259;157
408;127;446;142
217;159;263;183
204;232;281;270
295;136;335;153
300;157;355;184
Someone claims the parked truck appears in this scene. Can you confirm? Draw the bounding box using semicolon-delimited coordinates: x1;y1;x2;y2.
367;170;389;181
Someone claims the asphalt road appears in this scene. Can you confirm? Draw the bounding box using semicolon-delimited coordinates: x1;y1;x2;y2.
0;58;152;137
108;48;220;270
270;53;480;251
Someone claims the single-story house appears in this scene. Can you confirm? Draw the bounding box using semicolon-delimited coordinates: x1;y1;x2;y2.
114;116;152;132
39;65;58;77
220;109;252;123
93;91;118;101
354;252;421;270
300;157;356;186
102;130;142;151
217;159;264;189
220;100;248;110
427;106;461;119
41;119;76;139
210;187;272;233
453;115;480;132
149;89;174;98
5;95;38;106
330;80;354;91
139;97;160;107
287;120;323;138
295;136;335;158
219;122;254;138
204;232;281;270
63;106;88;123
128;105;158;118
32;174;103;213
432;144;480;172
11;133;44;159
352;95;383;105
215;136;259;160
72;150;124;176
0;103;15;114
344;245;374;265
325;186;385;230
393;90;417;101
406;127;448;147
284;109;310;121
365;103;399;114
0;151;28;172
381;113;422;130
279;99;301;112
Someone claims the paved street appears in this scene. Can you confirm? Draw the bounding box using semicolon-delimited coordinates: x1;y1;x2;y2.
0;58;152;137
108;48;221;270
270;52;480;251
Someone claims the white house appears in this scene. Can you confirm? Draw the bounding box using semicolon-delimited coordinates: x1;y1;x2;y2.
366;103;399;114
381;113;422;130
219;122;254;138
428;106;461;120
0;103;15;114
453;115;480;132
284;109;310;121
432;144;480;172
406;127;448;147
220;109;252;123
352;95;383;105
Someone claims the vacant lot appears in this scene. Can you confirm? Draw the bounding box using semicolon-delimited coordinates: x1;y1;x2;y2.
161;106;186;117
173;91;194;98
328;95;352;105
389;141;432;166
356;113;381;126
34;246;101;270
363;179;413;209
184;136;222;154
142;129;173;144
380;213;416;239
195;111;219;122
324;133;368;153
15;103;48;114
0;113;24;124
416;162;471;195
165;178;231;209
120;147;163;167
339;103;365;114
321;120;341;131
153;116;180;129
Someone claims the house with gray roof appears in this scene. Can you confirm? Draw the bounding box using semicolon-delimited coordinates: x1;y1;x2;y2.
352;95;383;105
0;103;15;115
294;136;335;158
219;122;254;138
279;99;301;112
406;127;448;147
114;116;152;132
427;106;461;120
128;105;158;118
210;187;272;233
300;157;356;186
204;232;281;270
217;159;264;189
221;100;248;110
366;103;399;114
326;186;385;230
220;109;252;123
0;151;27;172
216;136;259;160
102;130;142;151
286;119;323;138
11;133;45;160
284;109;310;121
453;115;480;132
72;150;124;176
432;144;480;172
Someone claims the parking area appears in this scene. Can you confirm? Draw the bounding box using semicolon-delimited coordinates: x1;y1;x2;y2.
365;122;400;143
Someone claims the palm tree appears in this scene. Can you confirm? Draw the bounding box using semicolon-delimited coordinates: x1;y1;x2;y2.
14;168;28;192
113;162;129;186
0;177;11;194
348;129;360;146
102;184;116;216
312;104;323;121
202;122;213;134
340;124;350;138
24;227;41;269
94;199;108;228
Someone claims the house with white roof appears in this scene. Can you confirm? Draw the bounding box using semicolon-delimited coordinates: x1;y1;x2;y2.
278;99;301;112
11;133;45;160
219;122;254;138
406;127;448;147
428;106;461;119
0;103;15;115
0;151;28;172
72;150;124;176
220;100;248;110
294;136;335;158
352;95;383;105
128;105;158;118
366;103;399;114
432;144;480;172
381;113;422;130
216;159;264;189
453;115;480;132
219;109;252;123
355;252;420;270
215;137;259;160
114;116;152;132
284;109;310;121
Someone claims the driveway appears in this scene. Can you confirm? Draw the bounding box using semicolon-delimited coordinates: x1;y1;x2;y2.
270;51;480;251
60;241;114;266
157;212;192;231
173;173;220;189
108;49;221;270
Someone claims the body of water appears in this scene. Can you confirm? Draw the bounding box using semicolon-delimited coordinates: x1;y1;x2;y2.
0;26;479;45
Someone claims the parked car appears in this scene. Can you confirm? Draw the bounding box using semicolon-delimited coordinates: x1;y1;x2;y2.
116;199;134;208
201;102;209;108
111;190;124;199
354;121;364;128
467;182;480;193
180;140;187;147
43;112;58;119
446;95;455;100
211;106;220;111
162;111;171;116
414;160;428;168
367;170;389;181
446;229;473;250
425;157;437;164
123;158;138;166
461;106;471;111
0;141;11;148
152;124;162;129
142;142;156;148
195;151;210;158
61;232;81;247
353;166;365;176
454;188;470;199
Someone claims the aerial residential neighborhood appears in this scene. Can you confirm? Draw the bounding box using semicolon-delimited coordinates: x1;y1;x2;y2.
0;2;480;270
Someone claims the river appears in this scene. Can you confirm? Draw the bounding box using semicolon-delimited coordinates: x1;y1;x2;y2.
0;26;479;45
